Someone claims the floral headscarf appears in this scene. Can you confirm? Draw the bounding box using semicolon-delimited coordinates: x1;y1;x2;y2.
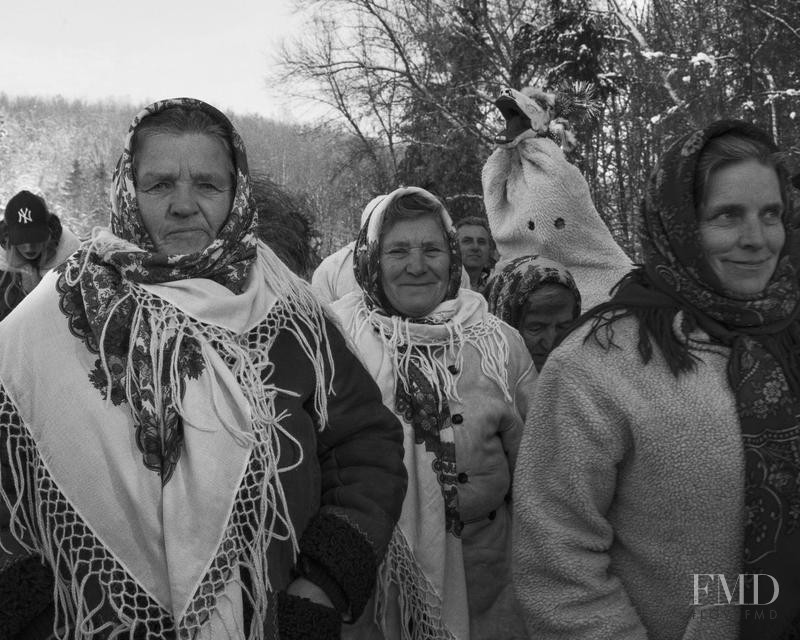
56;98;258;484
484;254;581;329
108;97;256;288
641;119;799;327
353;186;462;318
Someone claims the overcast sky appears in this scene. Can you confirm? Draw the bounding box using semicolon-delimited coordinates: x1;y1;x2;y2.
0;0;311;120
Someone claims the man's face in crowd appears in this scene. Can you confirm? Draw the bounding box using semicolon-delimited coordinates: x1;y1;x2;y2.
457;224;491;272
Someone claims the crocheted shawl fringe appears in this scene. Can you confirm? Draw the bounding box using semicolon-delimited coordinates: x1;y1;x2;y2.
0;240;337;639
347;303;514;411
374;528;458;640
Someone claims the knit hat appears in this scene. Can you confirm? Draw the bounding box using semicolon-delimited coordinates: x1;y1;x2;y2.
4;191;51;245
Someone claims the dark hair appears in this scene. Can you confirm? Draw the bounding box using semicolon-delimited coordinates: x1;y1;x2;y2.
131;106;235;182
250;174;319;279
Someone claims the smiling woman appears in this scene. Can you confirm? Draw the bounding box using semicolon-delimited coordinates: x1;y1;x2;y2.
696;136;786;297
379;195;451;317
512;120;800;640
331;186;537;640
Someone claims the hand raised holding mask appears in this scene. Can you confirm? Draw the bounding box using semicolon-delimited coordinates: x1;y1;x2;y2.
483;86;632;311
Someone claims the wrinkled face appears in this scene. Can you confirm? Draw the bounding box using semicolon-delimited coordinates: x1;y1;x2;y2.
135;133;234;255
698;159;785;296
457;224;491;272
519;284;576;371
380;215;451;318
15;242;45;261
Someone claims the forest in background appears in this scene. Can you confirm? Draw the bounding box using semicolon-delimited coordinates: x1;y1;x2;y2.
1;0;798;268
277;0;800;259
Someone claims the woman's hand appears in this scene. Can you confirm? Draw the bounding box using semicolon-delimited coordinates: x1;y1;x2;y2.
286;576;335;609
278;581;342;639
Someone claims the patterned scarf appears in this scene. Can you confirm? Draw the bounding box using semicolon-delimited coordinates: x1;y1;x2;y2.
484;254;581;329
55;97;258;485
588;120;800;637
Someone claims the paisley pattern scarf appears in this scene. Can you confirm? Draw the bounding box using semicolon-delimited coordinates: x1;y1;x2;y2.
599;120;800;638
55;97;258;485
484;254;581;329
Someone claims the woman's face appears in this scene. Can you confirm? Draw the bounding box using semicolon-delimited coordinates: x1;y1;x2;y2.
698;159;785;296
135;133;234;255
15;242;45;262
519;284;576;371
380;215;451;318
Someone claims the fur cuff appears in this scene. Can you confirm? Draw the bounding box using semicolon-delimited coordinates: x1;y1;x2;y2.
299;512;377;620
277;591;341;640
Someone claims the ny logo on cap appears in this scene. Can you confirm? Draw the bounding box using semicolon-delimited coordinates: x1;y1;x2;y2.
17;207;32;224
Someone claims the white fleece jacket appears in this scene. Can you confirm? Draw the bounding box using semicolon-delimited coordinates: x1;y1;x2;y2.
482;133;632;311
513;313;744;640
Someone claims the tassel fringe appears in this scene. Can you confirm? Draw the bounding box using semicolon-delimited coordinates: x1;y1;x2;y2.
2;237;339;638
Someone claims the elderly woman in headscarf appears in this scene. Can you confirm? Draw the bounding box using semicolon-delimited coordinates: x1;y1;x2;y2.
484;255;581;371
331;187;536;640
513;120;800;640
0;98;407;640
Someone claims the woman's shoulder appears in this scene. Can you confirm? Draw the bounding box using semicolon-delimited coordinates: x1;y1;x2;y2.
329;289;362;315
550;309;728;381
557;312;643;357
328;290;367;338
545;313;660;388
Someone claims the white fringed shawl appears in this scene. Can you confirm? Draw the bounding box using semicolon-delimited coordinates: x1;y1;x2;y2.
0;235;334;639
